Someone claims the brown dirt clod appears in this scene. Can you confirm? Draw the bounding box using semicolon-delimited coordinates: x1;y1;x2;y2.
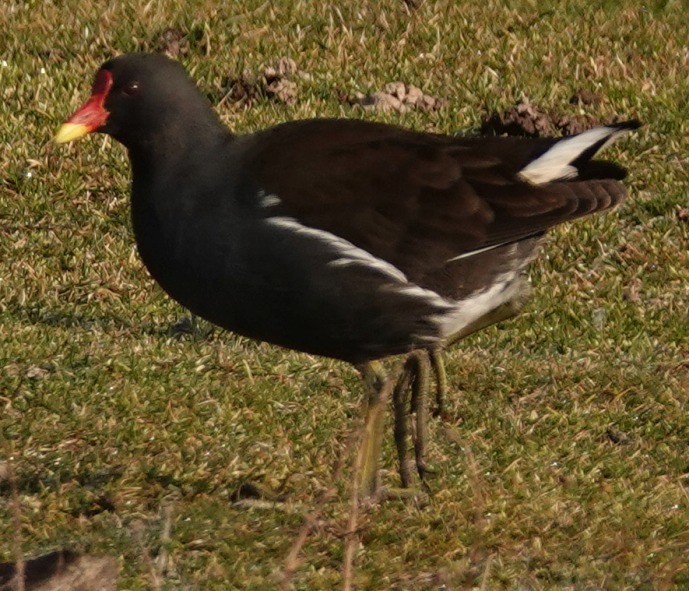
156;27;190;58
344;82;447;113
480;97;602;137
221;58;299;107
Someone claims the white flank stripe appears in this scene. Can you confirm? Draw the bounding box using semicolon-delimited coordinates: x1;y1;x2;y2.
257;190;282;208
266;216;408;283
519;126;618;185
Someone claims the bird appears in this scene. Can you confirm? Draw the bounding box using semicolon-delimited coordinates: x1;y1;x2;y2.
55;52;639;497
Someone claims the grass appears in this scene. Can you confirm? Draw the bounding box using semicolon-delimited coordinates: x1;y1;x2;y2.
1;0;688;588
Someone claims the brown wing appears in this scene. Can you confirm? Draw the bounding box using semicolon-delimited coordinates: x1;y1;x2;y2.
237;118;629;284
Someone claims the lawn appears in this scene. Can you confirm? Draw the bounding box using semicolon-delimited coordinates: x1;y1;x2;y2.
1;0;688;589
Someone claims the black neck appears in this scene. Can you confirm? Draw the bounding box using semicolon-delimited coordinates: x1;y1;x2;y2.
128;115;231;182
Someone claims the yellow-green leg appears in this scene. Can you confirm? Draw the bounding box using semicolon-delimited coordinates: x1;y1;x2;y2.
409;351;432;481
357;358;430;496
392;364;413;488
356;361;389;498
392;350;435;488
429;348;447;417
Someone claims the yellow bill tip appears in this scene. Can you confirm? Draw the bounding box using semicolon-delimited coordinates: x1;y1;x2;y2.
54;122;91;144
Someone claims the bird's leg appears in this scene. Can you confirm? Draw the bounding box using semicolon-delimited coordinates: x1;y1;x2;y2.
390;350;433;488
356;361;389;498
392;366;413;488
429;347;447;417
406;351;432;483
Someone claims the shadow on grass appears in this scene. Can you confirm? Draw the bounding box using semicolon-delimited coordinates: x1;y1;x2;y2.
15;304;214;341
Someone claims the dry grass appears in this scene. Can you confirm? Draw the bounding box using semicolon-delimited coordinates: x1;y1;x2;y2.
1;0;688;589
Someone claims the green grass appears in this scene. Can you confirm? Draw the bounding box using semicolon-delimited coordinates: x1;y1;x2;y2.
1;0;689;589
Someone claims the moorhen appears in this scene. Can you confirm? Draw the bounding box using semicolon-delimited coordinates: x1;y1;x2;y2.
55;53;638;495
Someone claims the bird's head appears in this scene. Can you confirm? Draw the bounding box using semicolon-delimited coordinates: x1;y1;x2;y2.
55;53;216;150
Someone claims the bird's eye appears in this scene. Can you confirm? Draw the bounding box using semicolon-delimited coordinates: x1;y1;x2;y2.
123;81;140;96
